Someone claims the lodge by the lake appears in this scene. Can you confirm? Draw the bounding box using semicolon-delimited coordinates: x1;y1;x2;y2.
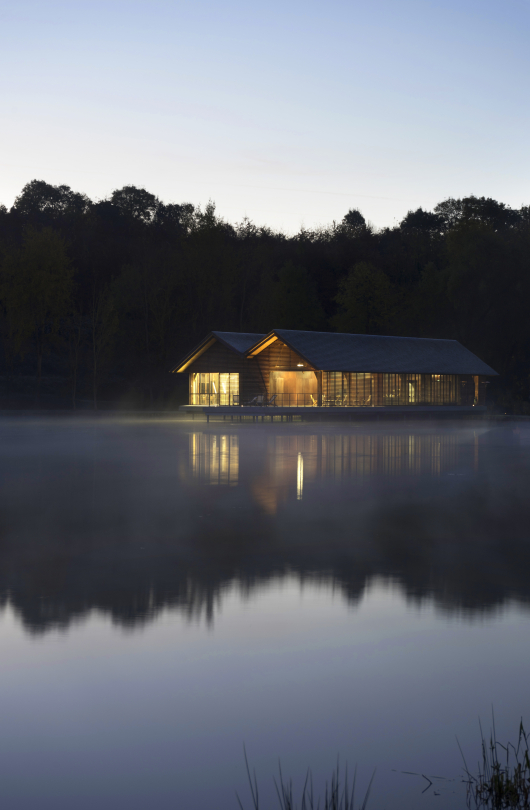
172;329;497;412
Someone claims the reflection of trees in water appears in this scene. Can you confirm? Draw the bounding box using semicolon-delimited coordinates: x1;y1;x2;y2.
1;425;529;634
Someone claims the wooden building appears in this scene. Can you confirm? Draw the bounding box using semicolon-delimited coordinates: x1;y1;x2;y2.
172;329;497;409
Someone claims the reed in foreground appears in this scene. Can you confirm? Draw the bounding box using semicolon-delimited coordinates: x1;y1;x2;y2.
236;750;375;810
462;718;530;809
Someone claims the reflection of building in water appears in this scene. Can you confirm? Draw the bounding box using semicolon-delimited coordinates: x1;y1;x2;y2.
189;433;239;485
253;433;461;508
251;435;318;514
185;430;463;506
315;433;458;481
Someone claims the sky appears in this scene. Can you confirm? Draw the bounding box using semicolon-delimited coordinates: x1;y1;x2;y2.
1;0;529;232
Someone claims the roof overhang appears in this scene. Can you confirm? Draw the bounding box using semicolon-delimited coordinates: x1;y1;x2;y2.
246;333;278;356
171;334;216;373
246;330;315;368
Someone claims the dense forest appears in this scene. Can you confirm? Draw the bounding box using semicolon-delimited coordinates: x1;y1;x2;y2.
0;180;528;410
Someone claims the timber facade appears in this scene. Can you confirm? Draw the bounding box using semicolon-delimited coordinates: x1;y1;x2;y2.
172;330;497;409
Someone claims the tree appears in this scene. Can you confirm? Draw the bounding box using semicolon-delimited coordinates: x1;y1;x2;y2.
0;228;73;402
333;262;395;334
114;253;182;404
154;202;195;233
89;283;118;409
434;196;521;231
66;306;84;409
341;208;366;231
259;261;326;331
400;208;443;234
12;180;91;218
110;186;159;222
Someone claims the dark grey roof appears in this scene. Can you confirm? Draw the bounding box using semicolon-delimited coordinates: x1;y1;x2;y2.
213;331;266;354
171;330;267;372
271;330;498;375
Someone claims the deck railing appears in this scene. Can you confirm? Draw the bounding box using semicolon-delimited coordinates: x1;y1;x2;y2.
189;394;240;406
189;393;467;407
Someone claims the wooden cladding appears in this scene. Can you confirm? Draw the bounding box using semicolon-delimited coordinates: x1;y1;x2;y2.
185;337;489;407
255;340;314;386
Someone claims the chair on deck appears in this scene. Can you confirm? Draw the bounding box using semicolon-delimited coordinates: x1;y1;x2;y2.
245;395;265;406
266;394;277;406
362;395;372;406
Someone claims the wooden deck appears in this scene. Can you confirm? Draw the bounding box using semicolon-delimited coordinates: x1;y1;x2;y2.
179;404;485;422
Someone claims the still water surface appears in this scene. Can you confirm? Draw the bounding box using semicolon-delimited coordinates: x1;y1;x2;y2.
0;417;529;809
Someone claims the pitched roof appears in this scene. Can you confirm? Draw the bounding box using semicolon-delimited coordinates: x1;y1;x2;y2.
251;330;498;375
212;331;266;354
171;331;266;372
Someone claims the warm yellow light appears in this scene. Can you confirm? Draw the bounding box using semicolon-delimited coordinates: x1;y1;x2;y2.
297;363;304;367
248;335;277;356
297;452;303;500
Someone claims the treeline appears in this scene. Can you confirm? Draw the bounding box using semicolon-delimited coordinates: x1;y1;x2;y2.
0;180;529;409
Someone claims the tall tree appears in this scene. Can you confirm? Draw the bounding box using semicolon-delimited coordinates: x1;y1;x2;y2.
0;227;73;402
110;186;159;222
12;180;91;218
89;283;118;410
333;262;395;334
272;261;326;330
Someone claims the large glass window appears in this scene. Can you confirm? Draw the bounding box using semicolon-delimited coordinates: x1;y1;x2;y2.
382;374;458;405
322;373;375;406
190;371;464;407
190;373;239;406
347;373;374;406
319;373;461;406
269;371;318;406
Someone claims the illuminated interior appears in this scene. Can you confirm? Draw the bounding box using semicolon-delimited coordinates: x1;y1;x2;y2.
323;372;459;406
382;373;457;405
188;370;472;407
324;372;374;405
269;371;319;406
190;373;239;406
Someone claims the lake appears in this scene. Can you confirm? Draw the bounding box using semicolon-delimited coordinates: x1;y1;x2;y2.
0;415;529;809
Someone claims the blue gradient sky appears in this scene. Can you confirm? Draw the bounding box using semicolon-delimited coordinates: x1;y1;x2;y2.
1;0;529;230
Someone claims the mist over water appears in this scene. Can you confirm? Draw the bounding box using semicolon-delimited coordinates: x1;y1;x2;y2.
0;416;529;809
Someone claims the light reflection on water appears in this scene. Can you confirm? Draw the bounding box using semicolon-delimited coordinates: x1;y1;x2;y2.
185;429;466;507
0;418;529;810
189;433;239;485
0;420;529;628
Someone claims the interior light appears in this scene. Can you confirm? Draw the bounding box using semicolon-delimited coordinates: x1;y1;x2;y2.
297;363;304;367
